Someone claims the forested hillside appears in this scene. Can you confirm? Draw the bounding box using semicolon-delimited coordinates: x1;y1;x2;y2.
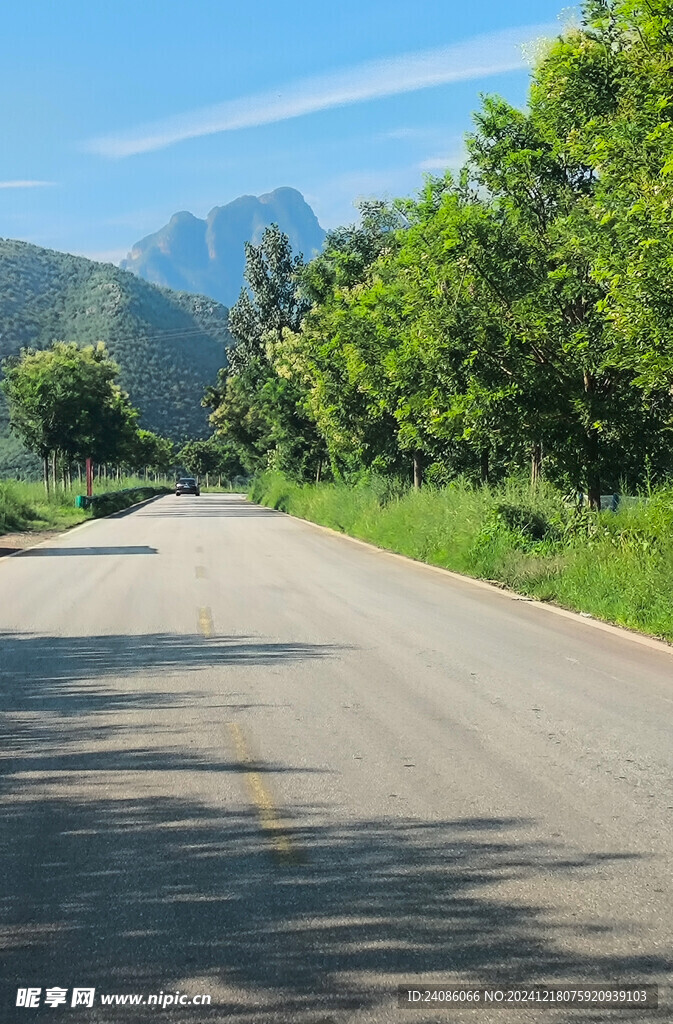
0;240;231;474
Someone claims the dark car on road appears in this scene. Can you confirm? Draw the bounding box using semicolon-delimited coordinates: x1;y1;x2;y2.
175;477;200;496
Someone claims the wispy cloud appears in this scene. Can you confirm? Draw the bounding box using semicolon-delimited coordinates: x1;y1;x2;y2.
304;166;424;228
418;153;465;171
0;180;56;189
379;127;433;142
75;247;129;265
376;126;459;147
86;22;557;159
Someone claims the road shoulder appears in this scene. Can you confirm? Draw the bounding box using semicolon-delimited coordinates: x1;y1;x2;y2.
274;505;673;659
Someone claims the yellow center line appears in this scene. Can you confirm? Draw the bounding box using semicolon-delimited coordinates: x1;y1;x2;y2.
195;565;207;579
198;606;214;637
228;722;300;865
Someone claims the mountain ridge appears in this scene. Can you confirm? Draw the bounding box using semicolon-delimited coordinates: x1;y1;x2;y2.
120;186;325;306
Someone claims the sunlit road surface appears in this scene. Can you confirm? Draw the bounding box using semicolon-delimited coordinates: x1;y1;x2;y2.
1;493;672;1023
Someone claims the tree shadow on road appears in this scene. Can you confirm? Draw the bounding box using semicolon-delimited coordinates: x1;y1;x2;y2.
138;495;282;519
17;546;159;557
0;793;665;1023
0;628;342;781
0;630;669;1022
0;630;343;688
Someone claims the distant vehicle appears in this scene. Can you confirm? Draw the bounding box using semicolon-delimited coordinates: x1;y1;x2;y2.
175;477;200;496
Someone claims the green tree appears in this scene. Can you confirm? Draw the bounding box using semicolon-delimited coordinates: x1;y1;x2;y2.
1;341;138;491
227;223;310;370
205;1;673;499
177;437;243;484
274;201;411;480
206;225;325;477
531;0;673;397
130;429;175;477
298;199;404;304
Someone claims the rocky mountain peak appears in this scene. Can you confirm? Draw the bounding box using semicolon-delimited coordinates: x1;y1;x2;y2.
120;187;325;306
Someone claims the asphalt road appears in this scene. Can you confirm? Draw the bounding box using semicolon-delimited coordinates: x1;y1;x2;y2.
1;493;672;1023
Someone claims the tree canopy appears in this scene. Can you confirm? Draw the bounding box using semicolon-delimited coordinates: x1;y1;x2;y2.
1;342;182;488
1;342;138;485
206;0;673;506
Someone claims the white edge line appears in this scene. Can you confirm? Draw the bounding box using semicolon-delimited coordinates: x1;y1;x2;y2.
268;505;673;658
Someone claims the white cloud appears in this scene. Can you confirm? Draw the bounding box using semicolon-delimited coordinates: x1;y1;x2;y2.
74;247;129;265
0;180;56;189
86;22;557;159
379;127;432;141
417;154;465;171
304;166;423;228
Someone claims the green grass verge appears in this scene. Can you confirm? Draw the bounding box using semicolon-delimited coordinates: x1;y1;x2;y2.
0;477;172;535
0;480;89;534
250;471;673;643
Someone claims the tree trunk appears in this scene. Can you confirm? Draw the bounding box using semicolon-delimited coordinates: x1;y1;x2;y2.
587;462;601;511
583;371;601;510
43;457;50;496
531;442;542;487
480;449;489;485
51;451;57;491
315;458;322;484
413;450;423;490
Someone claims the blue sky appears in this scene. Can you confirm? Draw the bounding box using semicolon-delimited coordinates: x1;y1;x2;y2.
1;0;569;264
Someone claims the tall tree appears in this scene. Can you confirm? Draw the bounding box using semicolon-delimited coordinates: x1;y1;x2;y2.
129;429;175;477
205;1;673;497
532;0;673;396
206;225;325;477
1;342;138;491
177;437;243;484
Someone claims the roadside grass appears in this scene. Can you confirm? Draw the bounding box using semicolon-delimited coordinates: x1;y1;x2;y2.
200;484;249;493
0;480;89;534
0;476;174;535
251;471;673;642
